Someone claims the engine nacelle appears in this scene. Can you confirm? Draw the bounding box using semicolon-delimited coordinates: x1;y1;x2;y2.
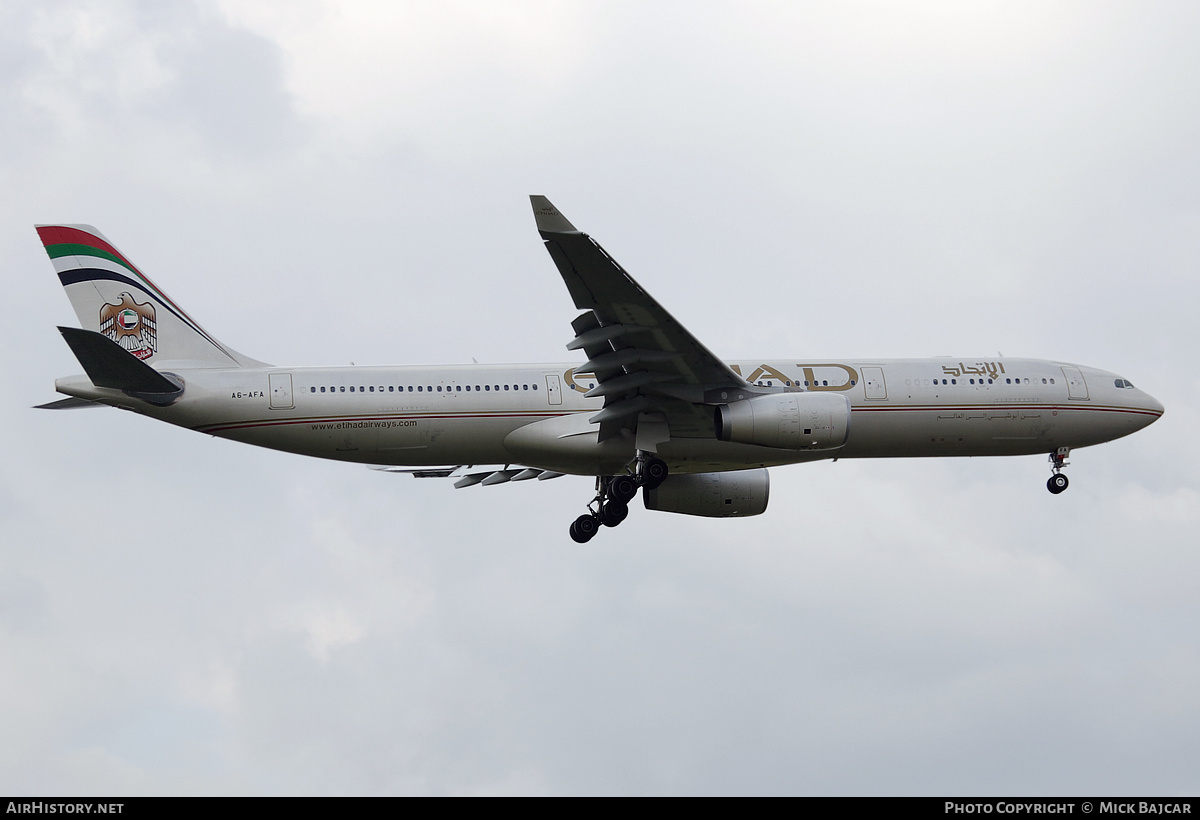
643;469;769;518
715;392;850;450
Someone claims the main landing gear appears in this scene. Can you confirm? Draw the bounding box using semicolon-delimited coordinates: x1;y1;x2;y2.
1047;448;1070;494
568;455;668;543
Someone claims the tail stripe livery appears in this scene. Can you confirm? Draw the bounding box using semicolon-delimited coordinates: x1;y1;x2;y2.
39;225;140;273
37;224;265;368
37;225;229;356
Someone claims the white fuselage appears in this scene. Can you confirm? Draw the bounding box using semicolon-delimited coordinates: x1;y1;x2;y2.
56;356;1164;476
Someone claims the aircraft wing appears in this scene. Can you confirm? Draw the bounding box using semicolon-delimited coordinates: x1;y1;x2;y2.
531;196;750;445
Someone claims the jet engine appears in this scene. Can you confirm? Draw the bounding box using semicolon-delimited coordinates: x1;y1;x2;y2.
643;469;769;518
715;392;850;450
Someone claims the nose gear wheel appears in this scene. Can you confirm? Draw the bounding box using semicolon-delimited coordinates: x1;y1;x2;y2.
1047;448;1070;494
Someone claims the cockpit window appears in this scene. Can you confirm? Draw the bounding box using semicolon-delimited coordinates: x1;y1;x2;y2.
1114;379;1135;389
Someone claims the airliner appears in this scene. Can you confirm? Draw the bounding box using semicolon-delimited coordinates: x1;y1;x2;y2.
38;196;1164;542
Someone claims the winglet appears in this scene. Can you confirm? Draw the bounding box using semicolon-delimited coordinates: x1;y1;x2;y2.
530;195;579;236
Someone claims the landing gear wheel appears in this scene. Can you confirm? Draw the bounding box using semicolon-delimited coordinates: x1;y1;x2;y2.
608;475;638;504
641;458;668;490
600;500;629;527
570;514;599;543
1047;473;1069;494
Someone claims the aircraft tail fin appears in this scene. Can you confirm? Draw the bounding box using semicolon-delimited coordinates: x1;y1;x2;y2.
37;224;267;368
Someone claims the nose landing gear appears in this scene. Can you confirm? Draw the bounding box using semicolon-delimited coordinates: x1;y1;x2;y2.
1047;448;1070;494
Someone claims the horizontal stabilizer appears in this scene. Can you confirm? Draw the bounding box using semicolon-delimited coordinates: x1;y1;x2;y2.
59;326;182;395
372;464;564;485
34;396;104;410
371;466;461;478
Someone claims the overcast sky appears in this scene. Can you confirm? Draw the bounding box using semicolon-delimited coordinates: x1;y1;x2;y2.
2;0;1198;795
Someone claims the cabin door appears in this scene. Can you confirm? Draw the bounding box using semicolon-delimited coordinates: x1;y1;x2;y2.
862;366;887;400
1061;366;1089;400
269;372;294;409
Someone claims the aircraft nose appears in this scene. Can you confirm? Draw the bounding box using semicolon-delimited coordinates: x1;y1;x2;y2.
1144;392;1165;420
1128;387;1165;431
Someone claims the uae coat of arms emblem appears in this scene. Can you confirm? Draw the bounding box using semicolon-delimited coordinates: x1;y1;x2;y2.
99;293;157;360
